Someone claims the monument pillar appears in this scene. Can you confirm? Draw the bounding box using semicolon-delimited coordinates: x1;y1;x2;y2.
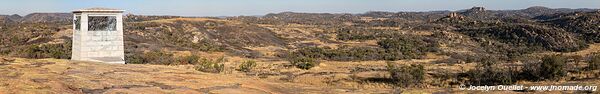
72;8;125;64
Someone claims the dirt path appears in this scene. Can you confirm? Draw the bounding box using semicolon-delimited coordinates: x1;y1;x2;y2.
565;43;600;56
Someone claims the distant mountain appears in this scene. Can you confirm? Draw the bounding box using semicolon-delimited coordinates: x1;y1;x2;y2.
451;6;598;20
7;14;22;21
20;13;71;23
0;14;22;23
0;13;71;24
259;6;597;24
499;6;597;18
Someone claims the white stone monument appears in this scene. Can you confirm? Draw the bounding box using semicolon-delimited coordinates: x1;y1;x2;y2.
71;8;125;64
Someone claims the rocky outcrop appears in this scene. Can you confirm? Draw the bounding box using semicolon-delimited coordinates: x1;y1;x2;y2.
448;12;465;19
465;7;486;13
436;12;469;23
460;7;497;20
540;11;600;42
459;24;587;52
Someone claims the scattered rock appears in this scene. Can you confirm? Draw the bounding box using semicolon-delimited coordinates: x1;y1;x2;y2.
0;57;15;65
31;78;49;83
81;85;153;94
27;62;56;67
197;83;242;93
145;82;178;90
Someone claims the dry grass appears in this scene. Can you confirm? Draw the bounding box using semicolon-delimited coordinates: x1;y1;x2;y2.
0;58;341;93
1;55;599;93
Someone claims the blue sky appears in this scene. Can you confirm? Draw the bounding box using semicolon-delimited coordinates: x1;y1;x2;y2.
1;0;599;16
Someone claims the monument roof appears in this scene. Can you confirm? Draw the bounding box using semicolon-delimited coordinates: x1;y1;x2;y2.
73;7;125;13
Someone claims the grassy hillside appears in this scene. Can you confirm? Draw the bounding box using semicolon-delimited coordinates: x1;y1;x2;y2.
1;7;600;93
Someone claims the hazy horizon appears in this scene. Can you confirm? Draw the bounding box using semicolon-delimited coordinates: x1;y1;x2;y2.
1;0;599;17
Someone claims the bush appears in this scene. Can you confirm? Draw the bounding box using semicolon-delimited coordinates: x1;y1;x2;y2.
19;40;72;59
21;45;47;58
519;61;542;81
289;46;387;61
289;57;319;70
336;28;378;41
587;54;600;70
238;60;257;72
284;35;436;61
520;55;567;81
331;46;387;61
465;61;518;86
125;53;145;64
44;44;71;59
539;55;567;80
194;57;226;73
178;55;200;65
387;62;425;87
142;51;176;65
125;51;175;65
377;36;434;60
292;47;328;59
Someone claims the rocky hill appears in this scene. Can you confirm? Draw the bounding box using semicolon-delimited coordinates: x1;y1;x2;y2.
1;6;599;60
1;6;600;93
0;13;71;24
20;13;72;23
0;14;20;22
539;11;600;42
124;18;287;56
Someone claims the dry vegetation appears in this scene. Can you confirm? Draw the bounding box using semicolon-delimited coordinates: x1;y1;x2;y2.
1;6;600;93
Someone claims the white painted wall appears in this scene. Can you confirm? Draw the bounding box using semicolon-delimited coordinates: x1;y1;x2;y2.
72;12;125;64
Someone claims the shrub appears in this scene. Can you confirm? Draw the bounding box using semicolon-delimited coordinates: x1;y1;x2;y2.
587;54;600;70
194;57;225;73
293;46;328;59
465;61;518;86
285;35;436;61
19;40;72;59
125;51;176;65
539;55;567;80
289;46;388;61
142;51;176;65
519;61;542;81
125;53;145;64
520;55;567;81
336;28;377;41
238;60;257;72
289;57;319;70
387;62;425;87
45;44;71;59
178;55;200;65
377;36;433;60
331;46;387;61
21;45;46;58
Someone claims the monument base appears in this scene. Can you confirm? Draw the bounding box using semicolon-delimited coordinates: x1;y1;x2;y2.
75;57;125;64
